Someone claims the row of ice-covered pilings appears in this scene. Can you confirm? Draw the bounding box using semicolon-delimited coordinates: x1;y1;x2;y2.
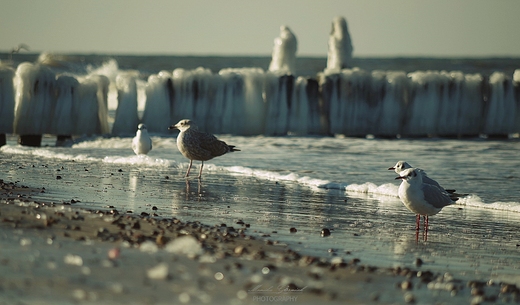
1;64;520;147
128;67;520;138
112;68;327;136
0;63;109;146
319;69;511;138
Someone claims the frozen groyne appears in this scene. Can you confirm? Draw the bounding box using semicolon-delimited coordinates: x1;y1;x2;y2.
0;62;109;146
142;66;519;138
1;63;520;145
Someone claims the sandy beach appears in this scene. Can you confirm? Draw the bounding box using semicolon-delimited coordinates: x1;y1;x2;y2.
1;177;520;305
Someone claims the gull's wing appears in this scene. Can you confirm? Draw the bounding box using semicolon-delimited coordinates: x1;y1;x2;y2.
198;132;230;157
422;183;454;209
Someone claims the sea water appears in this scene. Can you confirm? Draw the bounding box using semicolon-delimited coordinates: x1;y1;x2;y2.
1;53;520;284
1;134;520;284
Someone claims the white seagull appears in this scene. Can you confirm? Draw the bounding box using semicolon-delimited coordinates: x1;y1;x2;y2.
168;119;240;179
389;161;456;195
132;124;152;155
395;168;457;231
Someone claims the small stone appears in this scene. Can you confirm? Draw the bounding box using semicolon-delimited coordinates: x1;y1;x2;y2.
214;272;224;281
20;238;32;246
56;176;62;180
156;234;167;246
471;288;485;296
164;236;203;257
64;254;83;266
140;241;158;253
108;247;120;260
404;292;415;303
147;263;169;280
321;228;331;237
72;289;87;300
234;245;247;255
401;280;413;290
414;258;423;267
290;227;297;233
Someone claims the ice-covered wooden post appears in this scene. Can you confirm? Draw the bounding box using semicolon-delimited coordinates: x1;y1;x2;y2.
327;16;353;71
13;63;56;147
0;66;15;146
268;25;297;75
112;73;139;136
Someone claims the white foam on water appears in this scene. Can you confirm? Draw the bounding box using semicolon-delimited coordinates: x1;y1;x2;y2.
0;145;97;162
225;165;331;189
457;194;520;213
102;155;175;168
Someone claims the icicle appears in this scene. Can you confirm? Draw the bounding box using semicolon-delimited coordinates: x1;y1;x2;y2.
112;73;139;135
402;71;445;136
87;74;110;134
287;77;308;135
13;62;56;141
435;71;459;137
374;71;409;137
171;68;214;132
50;74;79;136
0;66;15;134
483;72;515;137
223;68;267;135
264;73;293;135
218;69;245;134
454;73;484;137
142;71;173;133
75;77;100;136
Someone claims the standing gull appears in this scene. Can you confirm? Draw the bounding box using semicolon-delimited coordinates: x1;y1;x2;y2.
168;119;240;179
389;160;456;195
395;168;457;231
132;124;152;155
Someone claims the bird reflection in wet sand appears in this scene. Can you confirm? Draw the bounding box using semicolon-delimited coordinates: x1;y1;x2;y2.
169;119;240;180
185;179;202;199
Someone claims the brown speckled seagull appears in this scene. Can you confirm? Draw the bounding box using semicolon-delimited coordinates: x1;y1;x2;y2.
168;119;240;179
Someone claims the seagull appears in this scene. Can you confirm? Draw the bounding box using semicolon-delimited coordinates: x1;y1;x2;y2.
395;168;457;231
168;119;240;179
389;161;457;195
132;124;152;155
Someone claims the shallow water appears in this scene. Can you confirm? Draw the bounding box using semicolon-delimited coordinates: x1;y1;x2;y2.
2;134;520;286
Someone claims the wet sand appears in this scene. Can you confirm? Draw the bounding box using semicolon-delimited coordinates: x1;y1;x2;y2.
2;179;520;304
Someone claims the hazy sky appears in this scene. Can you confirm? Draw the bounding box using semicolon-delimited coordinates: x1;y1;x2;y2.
1;0;519;57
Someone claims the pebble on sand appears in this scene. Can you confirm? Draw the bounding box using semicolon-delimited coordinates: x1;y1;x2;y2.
147;263;169;280
164;235;203;257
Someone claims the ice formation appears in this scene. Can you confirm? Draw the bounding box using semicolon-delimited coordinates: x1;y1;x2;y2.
268;25;298;75
326;16;353;71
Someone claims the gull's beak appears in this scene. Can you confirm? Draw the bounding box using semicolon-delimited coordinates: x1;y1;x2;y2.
168;125;177;130
395;176;405;180
388;167;395;170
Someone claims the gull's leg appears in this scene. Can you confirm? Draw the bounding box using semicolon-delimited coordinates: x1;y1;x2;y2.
197;161;204;180
185;160;193;178
415;214;420;231
425;216;429;232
